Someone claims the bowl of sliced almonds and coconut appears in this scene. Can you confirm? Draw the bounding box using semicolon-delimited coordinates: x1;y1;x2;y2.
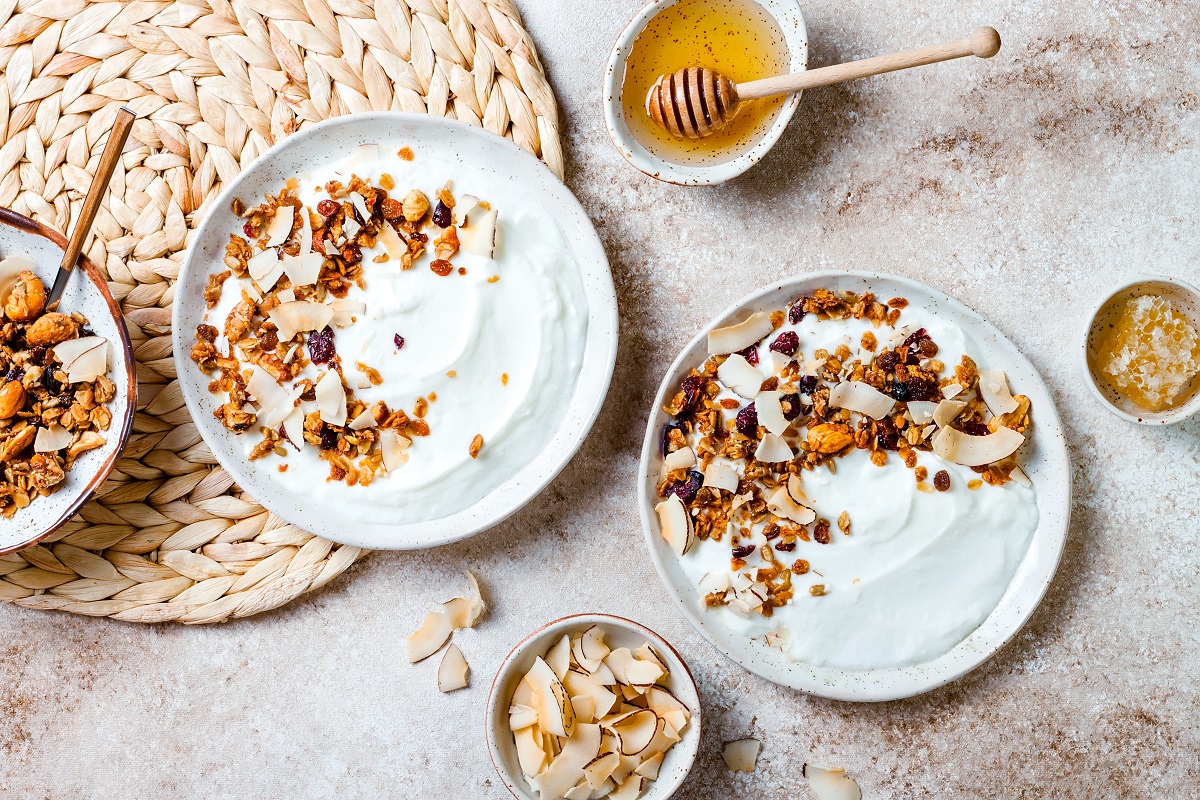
486;614;701;800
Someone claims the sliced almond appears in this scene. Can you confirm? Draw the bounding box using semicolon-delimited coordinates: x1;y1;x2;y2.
707;311;773;354
979;369;1019;416
755;390;790;436
933;397;968;428
405;610;451;663
804;764;863;800
264;205;294;246
722;738;760;772
933;425;1024;467
654;494;694;556
315;369;347;426
437;643;469;692
33;424;72;453
754;433;793;463
717;354;764;399
828;380;896;420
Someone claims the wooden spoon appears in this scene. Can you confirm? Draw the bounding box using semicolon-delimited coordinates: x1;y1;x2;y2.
648;27;1001;140
46;107;137;307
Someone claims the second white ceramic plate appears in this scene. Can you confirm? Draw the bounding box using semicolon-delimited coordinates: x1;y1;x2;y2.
638;271;1071;701
173;113;618;550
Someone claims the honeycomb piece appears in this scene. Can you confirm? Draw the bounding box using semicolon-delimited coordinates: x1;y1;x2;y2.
1098;295;1200;411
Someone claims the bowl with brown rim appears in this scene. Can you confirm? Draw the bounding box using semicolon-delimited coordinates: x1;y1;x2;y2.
0;208;136;555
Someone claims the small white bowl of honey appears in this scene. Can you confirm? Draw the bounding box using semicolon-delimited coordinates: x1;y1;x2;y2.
1083;276;1200;425
603;0;808;185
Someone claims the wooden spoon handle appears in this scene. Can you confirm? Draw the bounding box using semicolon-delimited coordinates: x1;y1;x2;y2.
58;107;136;275
737;27;1001;102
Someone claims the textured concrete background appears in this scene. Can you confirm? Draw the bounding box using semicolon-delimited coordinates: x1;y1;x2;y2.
3;0;1199;797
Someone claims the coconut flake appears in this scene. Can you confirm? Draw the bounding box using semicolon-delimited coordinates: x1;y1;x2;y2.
932;398;968;428
298;207;312;255
754;433;794;463
546;634;572;680
377;222;406;262
530;723;600;800
514;724;548;778
282;252;323;287
804;764;863;800
510;704;538;731
269;300;334;343
527;656;576;738
980;369;1020;417
767;486;816;524
52;335;104;368
907;400;939;425
755;390;790;436
1008;465;1032;488
933;425;1024;467
34;424;73;453
829;380;896;420
654;494;694;556
663;446;695;472
348;192;372;223
281;407;305;451
56;337;108;383
722;739;760;772
459;208;498;258
437;643;469;692
380;429;411;472
717;354;764;399
348;407;376;430
707;312;773;355
698;572;731;594
315;370;347;426
405;610;452;663
246;366;296;428
343;217;361;239
264;205;294;247
703;462;739;493
942;383;964;399
330;298;365;327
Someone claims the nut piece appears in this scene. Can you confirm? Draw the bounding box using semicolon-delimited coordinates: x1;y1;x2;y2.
5;271;46;321
67;431;105;460
469;433;483;459
28;453;65;491
402;190;430;222
0;380;25;419
807;423;855;454
25;312;78;346
0;425;36;462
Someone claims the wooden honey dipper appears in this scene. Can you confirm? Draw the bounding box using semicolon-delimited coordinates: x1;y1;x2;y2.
648;27;1001;139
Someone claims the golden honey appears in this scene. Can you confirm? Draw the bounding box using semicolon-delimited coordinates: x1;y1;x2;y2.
620;0;791;166
1097;295;1200;412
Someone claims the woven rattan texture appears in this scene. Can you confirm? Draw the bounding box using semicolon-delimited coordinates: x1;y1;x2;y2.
0;0;562;623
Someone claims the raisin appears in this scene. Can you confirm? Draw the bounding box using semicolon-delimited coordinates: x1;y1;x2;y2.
432;201;451;228
4;366;22;382
394;334;405;350
197;324;219;343
780;392;802;421
934;470;951;491
903;328;928;348
735;403;758;437
962;421;991;437
259;327;278;352
319;425;338;450
731;544;756;559
341;245;362;264
317;199;339;217
918;338;939;358
798;375;818;395
905;377;938;401
788;301;805;324
669;470;704;503
774;541;796;553
769;330;799;356
308;326;336;364
814;521;831;544
737;345;759;365
878;351;899;370
29;346;47;366
430;260;453;276
381;198;403;220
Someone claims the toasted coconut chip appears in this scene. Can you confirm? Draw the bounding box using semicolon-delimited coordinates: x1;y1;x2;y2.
654;494;694;556
509;703;538;731
515;724;548;778
662;445;695;472
933;397;968;428
34;424;73;453
343;217;362;239
717;354;764;399
612;709;659;755
565;672;618;720
590;662;617;686
571;626;609;674
349;191;372;223
354;143;379;164
804;764;863;800
532;724;603;800
315;369;347;426
623;659;664;688
298;206;312;254
942;383;964;399
722;738;761;772
755;390;790;436
633;643;666;673
527;656;576;738
53;335;105;368
377;222;406;263
980;369;1019;417
786;474;808;505
405;610;451;663
730;492;753;513
754;433;794;463
281;408;305;451
829;380;896;420
64;339;108;384
457;194;481;223
582;751;621;788
702;462;739;493
348;407;376;430
707;311;773;355
282;252;323;287
437;643;469;693
907;400;939;425
1009;465;1032;488
442;571;485;628
247;367;298;429
603;648;637;686
269;300;334;342
379;429;411;472
571;693;597;725
547;634;572;680
698;572;731;594
768;486;815;524
933;425;1024;467
275;288;296;304
460;208;498;258
562;784;590;800
264;205;294;247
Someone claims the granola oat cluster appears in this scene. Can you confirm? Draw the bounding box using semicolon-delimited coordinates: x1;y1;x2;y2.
0;267;114;517
191;165;492;487
655;289;1034;618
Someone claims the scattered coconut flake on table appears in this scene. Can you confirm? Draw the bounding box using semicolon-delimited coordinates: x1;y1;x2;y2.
804;764;862;800
437;643;470;692
722;738;760;772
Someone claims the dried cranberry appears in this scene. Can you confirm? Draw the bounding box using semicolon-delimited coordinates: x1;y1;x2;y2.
731;544;756;559
769;330;799;356
735;403;758;437
905;348;923;366
432;201;451;228
780;392;802;421
308;326;336;364
242;222;255;238
903;328;929;348
317;199;339;217
788;301;805;324
890;382;911;401
737;345;759;366
29;346;46;366
669;470;704;503
661;422;684;457
962;421;991;437
905;377;938;401
878;351;899;370
679;375;704;413
798;375;818;395
774;541;796;552
319;425;338;450
394;334;405;350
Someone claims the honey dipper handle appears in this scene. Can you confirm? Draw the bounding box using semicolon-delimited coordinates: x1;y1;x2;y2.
736;27;1002;101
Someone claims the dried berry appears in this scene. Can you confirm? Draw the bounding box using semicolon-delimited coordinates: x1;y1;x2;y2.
779;392;802;421
308;326;336;364
788;301;805;324
341;244;362;264
934;470;951;491
731;544;756;559
735;403;758;437
669;470;704;503
903;328;929;348
381;198;403;220
814;521;831;544
29;345;46;366
769;330;799;356
878;351;899;370
962;421;991;437
905;376;938;401
680;375;704;412
4;366;22;383
242;222;255;239
197;324;219;343
432;201;452;228
319;425;338;450
394;334;405;350
876;417;899;451
661;422;684;457
774;541;796;553
918;338;939;358
278;424;298;450
317;199;339;217
737;345;759;366
430;260;453;277
890;382;911;401
798;375;818;395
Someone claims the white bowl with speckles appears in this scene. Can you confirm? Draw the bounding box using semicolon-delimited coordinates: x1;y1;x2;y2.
638;271;1072;701
486;614;701;800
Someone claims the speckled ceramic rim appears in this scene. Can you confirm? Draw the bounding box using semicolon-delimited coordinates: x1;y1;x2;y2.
1080;274;1200;426
0;208;137;555
602;0;809;186
173;112;619;551
485;613;702;800
638;270;1073;702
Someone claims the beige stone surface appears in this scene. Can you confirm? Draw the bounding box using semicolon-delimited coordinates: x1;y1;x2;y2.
3;0;1199;797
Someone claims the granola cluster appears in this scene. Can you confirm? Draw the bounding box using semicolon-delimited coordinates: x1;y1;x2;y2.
657;289;1034;618
0;270;114;517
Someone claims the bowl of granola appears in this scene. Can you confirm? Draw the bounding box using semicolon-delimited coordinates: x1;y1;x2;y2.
0;209;135;554
173;113;617;549
639;271;1070;701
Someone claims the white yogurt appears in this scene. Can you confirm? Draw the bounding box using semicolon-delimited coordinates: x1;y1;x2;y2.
206;147;588;524
676;301;1038;671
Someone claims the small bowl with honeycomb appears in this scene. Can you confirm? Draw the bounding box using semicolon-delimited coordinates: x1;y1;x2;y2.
1083;275;1200;425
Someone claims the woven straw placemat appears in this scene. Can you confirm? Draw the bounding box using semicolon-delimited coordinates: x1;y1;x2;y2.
0;0;562;623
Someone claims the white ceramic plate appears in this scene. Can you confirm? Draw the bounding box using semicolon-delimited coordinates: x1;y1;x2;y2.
485;614;701;800
638;271;1071;701
173;113;618;550
0;209;136;554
